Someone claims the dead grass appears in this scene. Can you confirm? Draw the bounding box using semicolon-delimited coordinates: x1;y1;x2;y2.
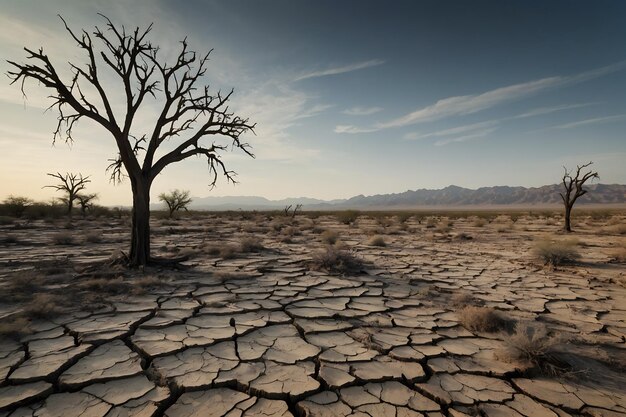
240;236;264;253
366;235;386;247
472;218;486;227
22;293;66;318
311;245;363;275
320;230;339;245
336;210;360;225
532;236;581;267
451;291;479;307
204;244;239;259
0;316;32;339
52;231;76;245
496;322;566;373
457;306;506;332
84;231;102;243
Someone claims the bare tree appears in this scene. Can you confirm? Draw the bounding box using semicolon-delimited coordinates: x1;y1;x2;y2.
159;189;192;218
8;15;255;266
76;193;99;216
45;172;91;216
560;162;599;232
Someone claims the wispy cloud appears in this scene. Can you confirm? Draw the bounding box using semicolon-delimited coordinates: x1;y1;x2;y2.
334;125;380;134
552;114;626;129
512;102;599;119
335;61;626;134
342;106;383;116
404;120;499;140
433;128;497;146
294;59;385;81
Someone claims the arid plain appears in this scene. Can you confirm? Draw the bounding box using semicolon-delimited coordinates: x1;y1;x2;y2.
0;210;625;417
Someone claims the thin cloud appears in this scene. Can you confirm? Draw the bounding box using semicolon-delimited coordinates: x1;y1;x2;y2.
334;125;380;134
404;120;499;140
294;59;385;81
552;114;626;129
342;106;383;116
336;60;626;133
513;102;599;119
433;128;497;146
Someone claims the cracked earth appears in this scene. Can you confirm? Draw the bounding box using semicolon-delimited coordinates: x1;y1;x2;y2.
0;213;625;416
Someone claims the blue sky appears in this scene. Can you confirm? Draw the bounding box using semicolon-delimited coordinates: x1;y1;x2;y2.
1;0;625;205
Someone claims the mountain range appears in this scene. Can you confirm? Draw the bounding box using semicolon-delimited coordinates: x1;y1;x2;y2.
187;183;626;210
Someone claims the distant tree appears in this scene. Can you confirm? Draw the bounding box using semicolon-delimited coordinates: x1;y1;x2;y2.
560;162;599;232
2;195;34;218
159;189;192;218
8;15;254;266
45;172;91;216
76;193;99;216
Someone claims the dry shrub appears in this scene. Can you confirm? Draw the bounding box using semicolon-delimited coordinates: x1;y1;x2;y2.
436;219;452;233
367;235;386;247
532;237;580;267
336;210;360;225
451;292;478;307
85;231;102;243
454;232;473;241
495;222;513;233
77;276;130;295
609;224;626;235
240;236;264;253
496;322;564;371
204;244;238;259
311;246;363;275
472;218;486;227
457;306;506;332
22;293;65;318
52;231;76;245
425;217;437;229
320;230;339;245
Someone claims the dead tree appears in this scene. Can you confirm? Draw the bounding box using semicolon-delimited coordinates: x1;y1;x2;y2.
8;15;255;266
45;172;91;215
159;189;192;218
559;162;599;232
283;205;292;217
292;204;303;218
76;193;98;216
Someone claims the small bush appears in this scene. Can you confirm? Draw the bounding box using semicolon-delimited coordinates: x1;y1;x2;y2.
435;219;452;233
472;218;486;227
367;235;386;247
336;210;360;225
495;222;513;233
205;244;238;259
320;230;339;245
0;316;32;339
23;293;65;318
532;237;580;267
425;217;436;228
496;322;564;370
240;236;264;253
457;306;506;333
451;292;478;307
85;232;102;243
52;231;76;245
311;246;363;275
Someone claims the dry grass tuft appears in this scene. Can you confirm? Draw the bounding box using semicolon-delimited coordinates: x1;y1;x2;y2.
457;306;506;332
311;245;363;275
84;231;102;243
367;235;386;247
22;293;66;318
320;230;339;245
240;236;264;253
451;291;479;307
532;237;580;267
336;210;360;225
472;218;486;227
52;231;76;245
496;322;565;373
0;316;32;339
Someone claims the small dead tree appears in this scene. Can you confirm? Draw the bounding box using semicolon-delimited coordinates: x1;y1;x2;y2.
76;193;98;216
559;162;599;232
292;203;303;218
8;15;254;266
2;196;33;218
159;189;192;218
45;172;91;215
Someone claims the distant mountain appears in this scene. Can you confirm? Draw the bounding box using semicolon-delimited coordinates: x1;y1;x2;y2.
186;184;626;210
334;184;626;208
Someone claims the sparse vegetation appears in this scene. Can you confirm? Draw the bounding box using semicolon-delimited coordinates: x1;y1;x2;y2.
496;322;564;372
52;231;76;245
320;230;339;245
457;306;506;332
367;235;386;247
240;236;264;253
311;245;363;274
532;236;581;267
337;210;360;225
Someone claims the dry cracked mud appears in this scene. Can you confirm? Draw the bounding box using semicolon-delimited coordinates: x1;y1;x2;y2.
0;212;625;416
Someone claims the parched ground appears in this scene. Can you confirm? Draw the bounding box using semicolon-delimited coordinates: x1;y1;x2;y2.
0;212;625;417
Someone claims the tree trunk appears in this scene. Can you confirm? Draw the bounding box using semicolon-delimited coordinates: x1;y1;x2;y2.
130;177;151;266
564;204;572;232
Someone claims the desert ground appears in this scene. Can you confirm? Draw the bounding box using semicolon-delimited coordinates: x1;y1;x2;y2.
0;210;625;417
